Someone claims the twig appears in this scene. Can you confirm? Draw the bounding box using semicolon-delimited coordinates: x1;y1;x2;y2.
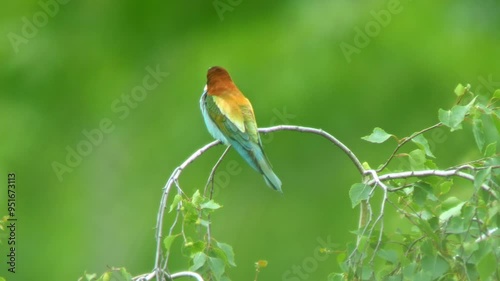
162;200;183;271
133;270;204;281
376;123;442;172
170;271;205;280
475;227;499;242
365;170;388;264
203;146;231;249
366;169;498;198
349;186;375;265
204;146;232;198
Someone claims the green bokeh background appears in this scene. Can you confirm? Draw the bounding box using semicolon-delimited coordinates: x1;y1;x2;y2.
1;0;499;280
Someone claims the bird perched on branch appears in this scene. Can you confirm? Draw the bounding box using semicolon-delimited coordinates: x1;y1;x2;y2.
200;66;282;192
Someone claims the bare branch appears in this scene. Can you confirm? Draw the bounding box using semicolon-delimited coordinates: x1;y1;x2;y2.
367;169;498;198
133;270;204;281
364;170;388;264
203;145;231;249
170;271;205;280
475;227;499;242
204;146;232;198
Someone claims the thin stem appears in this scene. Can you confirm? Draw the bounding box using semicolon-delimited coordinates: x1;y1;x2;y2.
367;169;498;198
203;146;231;249
377;123;442;172
204;146;232;198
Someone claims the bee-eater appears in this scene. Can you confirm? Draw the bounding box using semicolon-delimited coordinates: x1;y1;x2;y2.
200;66;282;192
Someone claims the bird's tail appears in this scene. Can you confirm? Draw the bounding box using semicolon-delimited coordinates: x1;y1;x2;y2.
254;145;282;193
261;166;282;193
231;141;282;192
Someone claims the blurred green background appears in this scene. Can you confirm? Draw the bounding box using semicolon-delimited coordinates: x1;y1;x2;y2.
1;0;499;280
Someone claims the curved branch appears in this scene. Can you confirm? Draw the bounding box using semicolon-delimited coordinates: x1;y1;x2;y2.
259;125;365;174
170;271;205;280
133;270;204;281
154;125;364;277
153;123;497;280
367;169;498;198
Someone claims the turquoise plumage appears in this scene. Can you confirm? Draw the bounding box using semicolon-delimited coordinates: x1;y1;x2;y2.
200;66;282;192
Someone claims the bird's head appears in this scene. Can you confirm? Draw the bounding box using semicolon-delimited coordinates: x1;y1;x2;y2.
206;66;237;95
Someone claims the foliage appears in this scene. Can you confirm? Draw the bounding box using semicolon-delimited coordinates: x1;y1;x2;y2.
78;268;133;281
334;84;500;280
177;190;235;281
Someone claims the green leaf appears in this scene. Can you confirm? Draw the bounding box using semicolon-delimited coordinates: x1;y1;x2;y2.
441;196;461;210
438;98;476;131
493;89;500;99
386;276;402;281
414;270;433;281
118;268;133;281
477;252;496;280
484;142;497;157
439;201;465;222
207;257;225;280
411;134;435;158
97;269;132;281
216;242;236;266
190;252;208;271
85;273;97;281
192;190;203;207
403;263;417;279
185;240;206;256
438;108;464;131
200;200;222;210
463;241;479;258
377;249;398;264
349;183;371;208
169;194;182;213
413;182;438;206
361;127;393;143
361;265;373;280
454;83;466;96
438;180;453;195
446;216;466;234
474;167;492;190
327;273;345;281
421;254;450;279
198;219;210;227
408;149;426;170
163;234;178;251
472;118;485;151
413;184;427;206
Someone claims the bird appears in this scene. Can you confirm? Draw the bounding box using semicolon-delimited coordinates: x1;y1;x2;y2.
200;66;282;192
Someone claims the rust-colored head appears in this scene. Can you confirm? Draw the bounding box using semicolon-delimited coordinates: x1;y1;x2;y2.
206;66;237;95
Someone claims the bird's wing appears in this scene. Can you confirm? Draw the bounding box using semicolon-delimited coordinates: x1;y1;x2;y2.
212;95;245;132
210;95;259;149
